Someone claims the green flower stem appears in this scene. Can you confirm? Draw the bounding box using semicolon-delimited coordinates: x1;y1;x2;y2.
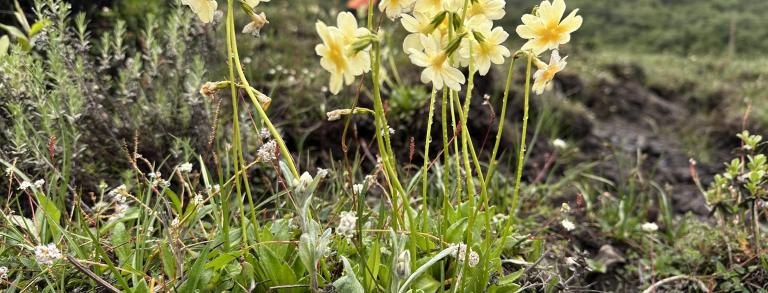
222;0;238;252
483;53;520;189
422;87;438;228
226;0;253;249
457;48;477;290
511;53;533;213
366;3;413;260
440;88;451;220
449;90;463;204
495;53;534;260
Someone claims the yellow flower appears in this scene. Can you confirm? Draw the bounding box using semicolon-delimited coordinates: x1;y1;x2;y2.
335;12;369;46
315;12;371;94
181;0;218;24
515;0;582;54
401;12;438;53
244;0;269;8
379;0;416;19
414;0;462;15
531;50;566;95
408;33;465;91
462;20;510;76
467;0;506;21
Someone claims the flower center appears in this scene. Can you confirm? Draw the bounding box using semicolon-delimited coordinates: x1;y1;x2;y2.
329;42;347;72
431;53;448;69
542;65;560;81
539;22;564;44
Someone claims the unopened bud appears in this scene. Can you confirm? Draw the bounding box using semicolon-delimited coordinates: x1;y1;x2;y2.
200;81;231;98
243;12;269;37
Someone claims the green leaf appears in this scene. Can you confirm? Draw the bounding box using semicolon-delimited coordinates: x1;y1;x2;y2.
205;251;240;270
111;222;131;263
28;19;51;37
498;268;524;286
160;240;177;281
333;256;365;293
178;243;212;292
165;189;182;213
0;24;29;50
0;35;9;57
256;246;297;286
444;218;468;243
133;279;149;293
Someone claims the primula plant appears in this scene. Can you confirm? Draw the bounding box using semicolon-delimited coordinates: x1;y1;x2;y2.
3;0;768;291
0;0;581;291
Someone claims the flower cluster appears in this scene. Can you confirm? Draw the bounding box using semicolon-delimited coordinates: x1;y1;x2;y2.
18;179;45;191
257;140;277;162
108;184;130;203
315;12;373;94
34;243;62;265
516;0;582;94
336;211;358;238
453;243;480;267
401;0;511;90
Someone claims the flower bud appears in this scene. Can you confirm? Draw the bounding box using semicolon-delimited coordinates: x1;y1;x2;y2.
200;81;231;98
243;12;269;38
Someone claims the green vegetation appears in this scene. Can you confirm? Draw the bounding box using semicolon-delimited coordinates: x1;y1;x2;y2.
1;0;767;292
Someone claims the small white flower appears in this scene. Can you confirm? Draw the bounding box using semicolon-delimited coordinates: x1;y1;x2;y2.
258;140;277;162
193;193;204;205
110;203;129;221
108;184;129;203
381;127;395;136
492;213;509;225
454;243;480;268
153;179;170;189
0;266;8;279
641;222;658;233
353;184;364;195
316;168;330;179
171;217;180;227
33;179;45;189
561;218;575;231
560;202;571;213
260;128;271;140
296;172;313;193
18;181;33;191
178;162;193;173
553;138;567;150
336;211;358;238
34;243;62;265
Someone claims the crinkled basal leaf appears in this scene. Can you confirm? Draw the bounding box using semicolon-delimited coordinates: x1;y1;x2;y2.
333;256;365;293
